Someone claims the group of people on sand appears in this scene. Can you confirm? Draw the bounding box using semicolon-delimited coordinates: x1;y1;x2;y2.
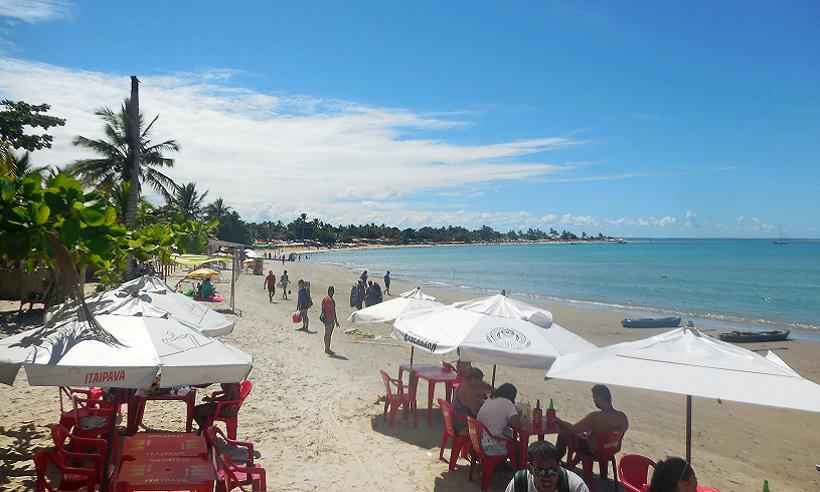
349;269;391;309
263;269;291;302
451;366;697;492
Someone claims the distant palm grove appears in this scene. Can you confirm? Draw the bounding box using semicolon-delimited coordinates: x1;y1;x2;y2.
246;214;612;246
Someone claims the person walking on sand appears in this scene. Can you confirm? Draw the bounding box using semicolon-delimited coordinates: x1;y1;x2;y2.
264;270;276;303
280;270;290;300
296;280;311;331
360;270;368;285
321;286;341;355
384;270;391;295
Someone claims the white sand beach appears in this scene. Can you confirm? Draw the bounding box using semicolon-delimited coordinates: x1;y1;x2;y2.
1;259;819;491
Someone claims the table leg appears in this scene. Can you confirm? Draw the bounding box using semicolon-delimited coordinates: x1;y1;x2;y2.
409;373;419;427
186;393;195;432
427;380;436;426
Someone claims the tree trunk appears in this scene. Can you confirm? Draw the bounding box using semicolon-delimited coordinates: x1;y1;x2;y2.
125;76;141;279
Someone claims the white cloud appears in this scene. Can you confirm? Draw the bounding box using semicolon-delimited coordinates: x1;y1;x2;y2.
684;209;697;228
0;0;71;23
560;213;598;227
0;57;585;225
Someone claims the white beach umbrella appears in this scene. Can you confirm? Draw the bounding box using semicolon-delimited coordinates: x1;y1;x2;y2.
349;287;441;324
546;327;820;462
0;313;252;388
50;276;235;337
393;294;595;373
398;287;437;301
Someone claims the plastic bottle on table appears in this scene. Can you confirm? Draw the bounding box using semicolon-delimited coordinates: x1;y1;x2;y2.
762;480;770;492
546;398;557;431
533;399;543;429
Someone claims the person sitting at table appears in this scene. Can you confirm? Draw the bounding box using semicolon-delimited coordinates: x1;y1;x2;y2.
193;382;241;432
198;277;215;300
554;384;628;460
647;457;698;492
453;367;487;432
505;440;589;492
477;383;521;457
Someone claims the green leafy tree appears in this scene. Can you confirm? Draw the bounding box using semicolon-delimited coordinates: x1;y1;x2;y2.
69;100;179;201
0;100;66;165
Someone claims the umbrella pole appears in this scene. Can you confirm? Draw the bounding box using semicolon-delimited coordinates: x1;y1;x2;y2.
409;346;415;368
686;395;692;463
491;364;497;388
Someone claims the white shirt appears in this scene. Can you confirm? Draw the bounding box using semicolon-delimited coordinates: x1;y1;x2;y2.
477;397;518;453
504;469;589;492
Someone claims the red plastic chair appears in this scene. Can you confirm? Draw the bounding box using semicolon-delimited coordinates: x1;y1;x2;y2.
379;370;412;426
568;431;624;491
59;395;116;440
618;454;655;492
204;426;256;466
33;449;97;492
50;424;107;483
216;452;267;491
204;380;253;439
437;398;471;471
466;417;517;492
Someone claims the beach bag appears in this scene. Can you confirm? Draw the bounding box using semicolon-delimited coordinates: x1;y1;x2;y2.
291;311;302;324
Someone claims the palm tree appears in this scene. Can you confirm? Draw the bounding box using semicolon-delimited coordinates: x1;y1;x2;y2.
2;151;48;179
169;182;208;220
205;198;231;223
69;99;180;202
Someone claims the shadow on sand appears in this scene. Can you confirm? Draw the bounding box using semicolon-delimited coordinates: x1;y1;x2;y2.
0;422;49;489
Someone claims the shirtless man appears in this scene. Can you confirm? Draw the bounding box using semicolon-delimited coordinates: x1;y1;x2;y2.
452;367;489;433
555;384;628;459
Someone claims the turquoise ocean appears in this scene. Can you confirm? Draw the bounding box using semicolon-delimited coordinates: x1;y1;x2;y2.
315;239;820;340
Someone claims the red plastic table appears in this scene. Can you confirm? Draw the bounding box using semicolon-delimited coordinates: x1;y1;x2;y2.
121;432;208;459
399;364;459;426
512;416;559;469
112;456;215;491
127;389;197;434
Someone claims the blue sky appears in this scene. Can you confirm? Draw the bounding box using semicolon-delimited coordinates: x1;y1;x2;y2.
1;1;818;237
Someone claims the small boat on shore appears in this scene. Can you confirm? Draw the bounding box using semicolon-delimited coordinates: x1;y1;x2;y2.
718;330;790;343
621;316;681;329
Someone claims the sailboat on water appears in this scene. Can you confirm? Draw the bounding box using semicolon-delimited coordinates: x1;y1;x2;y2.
773;225;788;245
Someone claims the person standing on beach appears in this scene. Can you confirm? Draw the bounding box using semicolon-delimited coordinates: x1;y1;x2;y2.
280;270;290;300
321;286;341;355
264;270;276;303
355;280;365;310
296;279;311;331
384;271;391;295
360;270;368;285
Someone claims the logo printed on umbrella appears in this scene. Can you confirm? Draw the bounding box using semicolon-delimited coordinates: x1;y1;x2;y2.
486;327;531;351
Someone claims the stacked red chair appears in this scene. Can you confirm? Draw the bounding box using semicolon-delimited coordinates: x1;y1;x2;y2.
436;398;471;471
33;449;98;492
379;370;412;426
50;424;108;484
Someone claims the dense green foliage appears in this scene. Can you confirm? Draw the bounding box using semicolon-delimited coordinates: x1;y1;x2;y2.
246;215;609;245
0;100;66;159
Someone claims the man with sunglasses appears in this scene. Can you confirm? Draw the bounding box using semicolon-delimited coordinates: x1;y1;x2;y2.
506;441;589;492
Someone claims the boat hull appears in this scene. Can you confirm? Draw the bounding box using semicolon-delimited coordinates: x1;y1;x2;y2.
621;316;682;329
718;330;790;343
